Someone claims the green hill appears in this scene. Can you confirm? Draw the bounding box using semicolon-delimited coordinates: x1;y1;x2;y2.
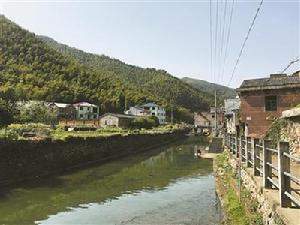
181;77;236;101
37;35;215;112
0;15;217;122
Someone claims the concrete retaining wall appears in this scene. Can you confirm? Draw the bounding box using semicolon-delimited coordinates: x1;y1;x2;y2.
0;130;187;186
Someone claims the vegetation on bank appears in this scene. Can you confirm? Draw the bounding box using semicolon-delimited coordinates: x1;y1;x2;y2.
215;152;263;225
0;123;188;141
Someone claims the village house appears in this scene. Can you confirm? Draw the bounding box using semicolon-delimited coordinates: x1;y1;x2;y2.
73;102;99;120
194;111;212;134
224;98;240;135
210;107;225;131
99;113;136;128
47;102;76;120
237;72;300;138
125;106;150;116
141;102;166;124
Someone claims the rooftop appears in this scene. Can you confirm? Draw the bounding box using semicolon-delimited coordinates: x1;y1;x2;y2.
142;102;159;107
238;73;300;92
100;113;137;119
73;102;98;107
224;98;240;115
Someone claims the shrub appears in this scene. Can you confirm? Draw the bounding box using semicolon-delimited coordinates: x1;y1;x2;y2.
131;116;159;129
8;123;51;137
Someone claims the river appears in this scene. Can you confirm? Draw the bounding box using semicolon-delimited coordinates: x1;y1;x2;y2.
0;137;222;225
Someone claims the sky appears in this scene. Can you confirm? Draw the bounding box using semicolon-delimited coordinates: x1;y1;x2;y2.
0;0;299;88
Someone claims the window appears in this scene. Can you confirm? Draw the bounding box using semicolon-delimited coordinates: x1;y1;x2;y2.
152;113;155;116
79;114;83;118
265;96;277;111
79;106;83;110
93;107;98;113
94;115;97;119
152;107;155;110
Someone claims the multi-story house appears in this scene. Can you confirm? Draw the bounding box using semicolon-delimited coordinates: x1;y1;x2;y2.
73;102;100;120
224;98;240;135
237;72;300;138
141;102;166;124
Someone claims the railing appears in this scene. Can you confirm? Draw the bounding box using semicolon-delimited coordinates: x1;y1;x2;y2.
225;133;300;208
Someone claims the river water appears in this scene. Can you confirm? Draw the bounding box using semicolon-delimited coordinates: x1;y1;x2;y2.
0;137;222;225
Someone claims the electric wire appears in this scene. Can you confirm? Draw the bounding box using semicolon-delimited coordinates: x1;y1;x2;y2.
227;0;264;86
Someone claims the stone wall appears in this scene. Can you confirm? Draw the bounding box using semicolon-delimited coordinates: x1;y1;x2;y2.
0;130;187;186
282;117;300;156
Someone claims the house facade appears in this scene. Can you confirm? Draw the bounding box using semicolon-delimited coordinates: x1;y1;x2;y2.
141;102;166;124
238;72;300;138
210;107;225;131
73;102;99;120
124;106;150;116
99;113;136;128
224;98;240;135
194;112;212;128
194;112;212;134
47;102;76;120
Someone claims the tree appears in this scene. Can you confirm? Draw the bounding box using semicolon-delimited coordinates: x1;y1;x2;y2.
0;98;14;128
18;101;58;124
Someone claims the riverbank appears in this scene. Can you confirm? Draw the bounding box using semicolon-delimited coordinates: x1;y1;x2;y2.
213;150;295;225
0;128;188;187
214;152;264;225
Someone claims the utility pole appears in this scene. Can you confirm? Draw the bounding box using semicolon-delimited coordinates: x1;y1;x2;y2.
171;105;174;124
214;90;217;137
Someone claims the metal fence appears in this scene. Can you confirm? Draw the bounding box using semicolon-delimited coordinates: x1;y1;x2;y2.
225;133;300;208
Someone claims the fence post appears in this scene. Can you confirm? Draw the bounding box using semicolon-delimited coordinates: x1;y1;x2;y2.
253;138;260;176
235;134;239;158
245;136;249;166
278;141;291;208
247;137;251;167
263;140;272;189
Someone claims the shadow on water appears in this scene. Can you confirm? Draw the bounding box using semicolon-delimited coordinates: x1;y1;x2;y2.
0;136;219;225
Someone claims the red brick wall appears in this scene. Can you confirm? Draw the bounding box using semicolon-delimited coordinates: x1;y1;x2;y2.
240;88;300;138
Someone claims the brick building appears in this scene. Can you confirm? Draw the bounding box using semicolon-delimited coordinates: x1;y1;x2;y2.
237;72;300;138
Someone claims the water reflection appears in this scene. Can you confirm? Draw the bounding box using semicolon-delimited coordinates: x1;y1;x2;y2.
0;137;221;225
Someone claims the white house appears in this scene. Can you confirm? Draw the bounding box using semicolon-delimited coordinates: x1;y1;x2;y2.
73;102;99;120
141;102;166;124
124;106;150;116
224;98;240;134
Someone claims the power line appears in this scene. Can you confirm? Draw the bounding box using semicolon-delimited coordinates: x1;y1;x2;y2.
281;57;299;73
217;0;228;83
213;0;219;83
209;0;213;81
227;0;264;86
221;0;235;83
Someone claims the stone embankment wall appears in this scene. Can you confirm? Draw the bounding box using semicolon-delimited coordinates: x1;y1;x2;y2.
282;117;300;156
0;131;187;186
227;157;285;225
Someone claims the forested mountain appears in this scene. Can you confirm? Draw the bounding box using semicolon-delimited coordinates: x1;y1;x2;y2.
181;77;236;101
0;15;217;122
38;35;215;113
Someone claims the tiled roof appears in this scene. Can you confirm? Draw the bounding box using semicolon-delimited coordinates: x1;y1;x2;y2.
238;74;300;91
100;113;137;119
73;102;98;107
142;102;159;107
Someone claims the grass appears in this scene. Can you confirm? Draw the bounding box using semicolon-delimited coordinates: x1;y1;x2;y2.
215;152;263;225
0;123;187;141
